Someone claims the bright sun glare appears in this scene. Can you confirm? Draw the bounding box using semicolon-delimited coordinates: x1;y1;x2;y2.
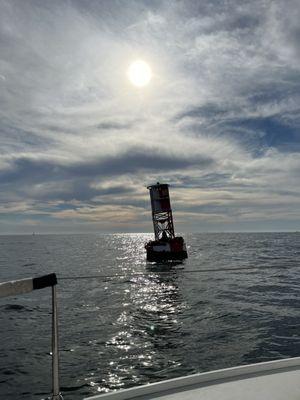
128;60;152;87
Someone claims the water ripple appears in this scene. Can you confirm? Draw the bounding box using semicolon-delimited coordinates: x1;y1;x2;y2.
0;233;300;399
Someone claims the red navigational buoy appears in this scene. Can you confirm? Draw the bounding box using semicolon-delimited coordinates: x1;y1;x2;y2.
145;182;188;262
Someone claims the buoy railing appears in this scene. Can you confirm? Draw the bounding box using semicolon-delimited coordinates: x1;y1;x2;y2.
0;273;63;400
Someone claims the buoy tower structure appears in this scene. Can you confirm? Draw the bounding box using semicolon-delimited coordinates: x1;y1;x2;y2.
145;182;188;261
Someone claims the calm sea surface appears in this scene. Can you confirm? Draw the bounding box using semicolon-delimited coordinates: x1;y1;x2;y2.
0;233;300;400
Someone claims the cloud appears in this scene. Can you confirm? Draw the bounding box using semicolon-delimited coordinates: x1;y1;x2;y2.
0;0;300;232
0;147;213;183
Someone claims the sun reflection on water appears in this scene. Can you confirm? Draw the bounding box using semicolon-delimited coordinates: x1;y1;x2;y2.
82;234;187;394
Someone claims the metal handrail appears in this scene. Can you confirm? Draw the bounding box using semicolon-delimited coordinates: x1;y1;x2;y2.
0;273;63;400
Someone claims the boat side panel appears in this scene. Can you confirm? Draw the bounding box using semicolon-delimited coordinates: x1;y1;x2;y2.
84;357;300;400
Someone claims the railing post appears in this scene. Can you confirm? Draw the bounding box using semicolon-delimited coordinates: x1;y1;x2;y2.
0;273;62;399
52;284;62;400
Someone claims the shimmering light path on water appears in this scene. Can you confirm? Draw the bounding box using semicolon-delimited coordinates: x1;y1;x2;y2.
0;233;300;400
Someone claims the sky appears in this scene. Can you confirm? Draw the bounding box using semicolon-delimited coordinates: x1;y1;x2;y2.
0;0;300;234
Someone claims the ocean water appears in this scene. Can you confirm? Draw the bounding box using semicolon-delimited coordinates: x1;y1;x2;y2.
0;232;300;400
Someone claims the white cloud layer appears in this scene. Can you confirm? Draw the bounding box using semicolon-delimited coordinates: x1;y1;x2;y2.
0;0;300;233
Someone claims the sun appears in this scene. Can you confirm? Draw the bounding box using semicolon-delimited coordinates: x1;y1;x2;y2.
128;60;152;87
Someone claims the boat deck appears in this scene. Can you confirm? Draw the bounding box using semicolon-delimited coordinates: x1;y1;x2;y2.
85;357;300;400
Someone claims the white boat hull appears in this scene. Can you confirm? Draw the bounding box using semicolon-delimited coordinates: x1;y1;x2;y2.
85;357;300;400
